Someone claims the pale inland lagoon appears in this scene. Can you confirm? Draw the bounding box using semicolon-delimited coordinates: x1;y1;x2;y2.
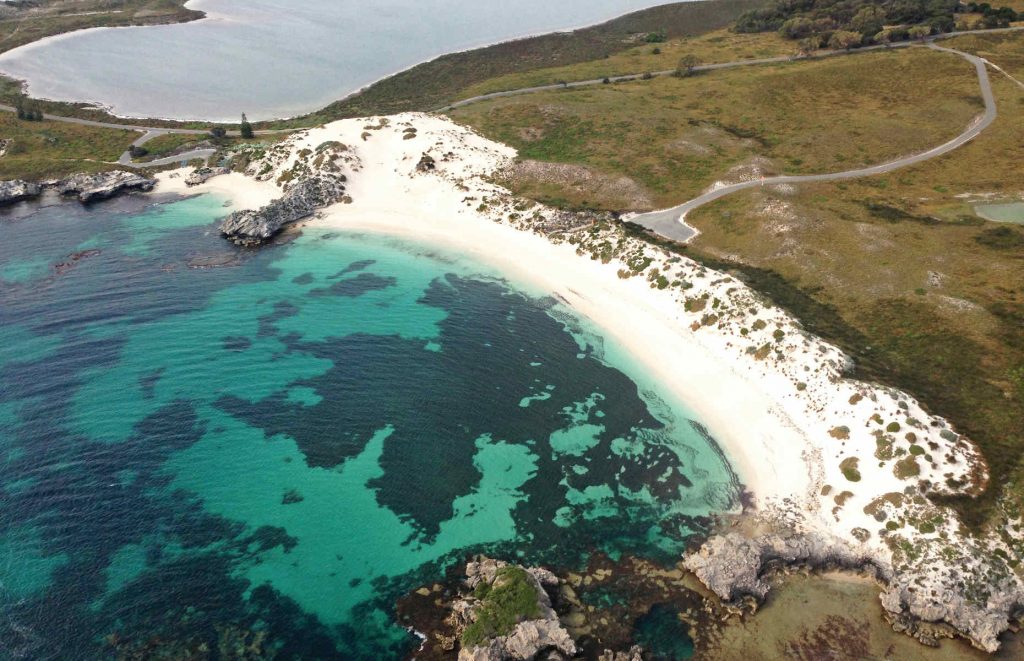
974;202;1024;224
0;0;674;121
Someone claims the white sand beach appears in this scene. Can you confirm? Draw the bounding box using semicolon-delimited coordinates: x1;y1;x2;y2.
162;112;1022;651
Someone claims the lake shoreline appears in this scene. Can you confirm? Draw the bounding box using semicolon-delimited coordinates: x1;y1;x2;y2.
0;0;684;123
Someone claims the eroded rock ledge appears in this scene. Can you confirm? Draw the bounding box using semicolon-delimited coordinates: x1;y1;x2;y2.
0;179;41;205
684;529;1024;652
396;556;670;661
0;171;157;207
453;558;575;661
55;171;156;203
219;174;347;246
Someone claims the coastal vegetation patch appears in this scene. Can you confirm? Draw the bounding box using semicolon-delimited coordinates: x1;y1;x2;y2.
0;110;136;179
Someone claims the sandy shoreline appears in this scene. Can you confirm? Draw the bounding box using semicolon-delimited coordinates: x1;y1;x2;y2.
159;112;1022;651
154;113;984;516
156;122;808;501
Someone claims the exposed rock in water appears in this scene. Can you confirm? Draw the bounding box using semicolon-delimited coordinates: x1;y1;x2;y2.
186;166;230;187
219;175;347;246
597;646;644;661
0;179;42;205
187;253;242;270
53;249;102;276
456;558;576;661
56;171;156;203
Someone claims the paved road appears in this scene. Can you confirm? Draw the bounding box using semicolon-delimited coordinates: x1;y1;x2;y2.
0;103;292;167
628;41;1003;242
115;129;217;167
440;27;1024;113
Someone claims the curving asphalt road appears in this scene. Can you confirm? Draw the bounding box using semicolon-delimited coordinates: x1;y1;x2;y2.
115;129;216;167
440;27;1024;114
627;41;1003;242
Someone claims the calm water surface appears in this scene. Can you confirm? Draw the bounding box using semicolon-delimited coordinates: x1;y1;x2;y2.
0;193;738;658
0;0;673;121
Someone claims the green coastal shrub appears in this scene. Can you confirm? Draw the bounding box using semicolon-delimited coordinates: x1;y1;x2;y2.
894;457;921;479
462;567;541;648
840;457;861;482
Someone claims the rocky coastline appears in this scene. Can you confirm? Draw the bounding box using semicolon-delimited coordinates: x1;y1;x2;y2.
217;140;353;246
396;556;666;661
0;179;42;205
0;171;157;207
219;174;347;246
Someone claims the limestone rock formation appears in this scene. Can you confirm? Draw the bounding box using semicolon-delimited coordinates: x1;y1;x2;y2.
598;646;644;661
56;171;156;203
455;557;576;661
684;530;1024;652
0;179;41;205
186;166;229;187
219;175;346;246
683;532;877;603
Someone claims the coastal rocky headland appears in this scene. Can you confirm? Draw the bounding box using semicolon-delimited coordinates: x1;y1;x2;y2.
55;171;156;203
174;112;1022;653
0;179;42;205
396;556;660;660
217;141;354;246
0;171;156;206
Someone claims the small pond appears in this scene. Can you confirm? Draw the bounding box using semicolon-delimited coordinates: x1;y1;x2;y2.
974;202;1024;224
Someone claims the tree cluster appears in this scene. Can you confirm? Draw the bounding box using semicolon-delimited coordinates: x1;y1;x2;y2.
735;0;1019;50
239;113;254;140
15;99;43;121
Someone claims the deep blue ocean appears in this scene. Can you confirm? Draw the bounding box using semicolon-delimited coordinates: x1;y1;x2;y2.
0;192;739;659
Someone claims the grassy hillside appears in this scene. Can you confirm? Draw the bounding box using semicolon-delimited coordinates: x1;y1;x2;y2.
452;46;983;210
684;36;1024;527
453;29;794;100
0;112;137;179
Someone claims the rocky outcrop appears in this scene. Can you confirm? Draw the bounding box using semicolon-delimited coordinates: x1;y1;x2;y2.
56;171;156;203
684;530;1024;652
0;179;41;205
879;565;1023;652
449;557;575;661
185;166;229;187
598;646;644;661
683;532;880;604
460;621;576;661
219;174;347;246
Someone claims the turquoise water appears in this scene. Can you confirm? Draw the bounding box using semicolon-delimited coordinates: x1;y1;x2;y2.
0;194;738;658
0;0;672;121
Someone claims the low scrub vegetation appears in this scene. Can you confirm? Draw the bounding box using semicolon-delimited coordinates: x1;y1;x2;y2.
461;568;541;648
734;0;1020;52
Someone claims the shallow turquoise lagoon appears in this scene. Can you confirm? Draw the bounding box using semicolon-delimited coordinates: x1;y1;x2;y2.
0;193;738;658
